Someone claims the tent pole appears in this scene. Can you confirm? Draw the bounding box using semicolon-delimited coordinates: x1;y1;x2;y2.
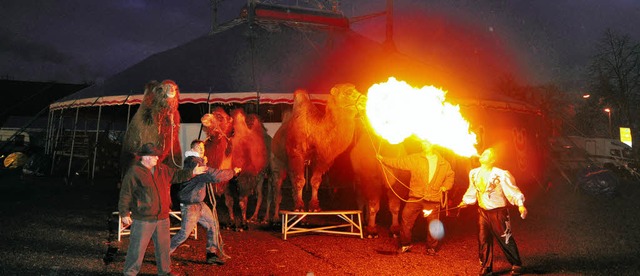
91;106;102;180
127;105;131;129
199;88;213;140
50;109;65;175
67;107;80;184
46;109;53;154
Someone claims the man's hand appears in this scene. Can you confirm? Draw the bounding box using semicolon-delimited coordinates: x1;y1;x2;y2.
193;165;207;175
518;205;528;219
233;167;242;175
457;202;467;208
440;186;448;192
121;216;132;227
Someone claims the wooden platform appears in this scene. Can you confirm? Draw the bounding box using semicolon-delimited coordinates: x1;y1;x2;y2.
112;211;197;241
280;210;363;240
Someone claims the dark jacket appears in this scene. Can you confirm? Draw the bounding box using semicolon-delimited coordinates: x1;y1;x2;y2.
178;156;235;204
118;161;192;221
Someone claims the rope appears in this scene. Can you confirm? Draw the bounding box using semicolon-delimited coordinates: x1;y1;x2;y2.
206;182;227;257
168;113;183;169
359;116;447;205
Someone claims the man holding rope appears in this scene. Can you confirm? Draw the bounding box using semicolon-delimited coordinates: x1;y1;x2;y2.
458;148;527;276
169;139;240;265
377;139;454;256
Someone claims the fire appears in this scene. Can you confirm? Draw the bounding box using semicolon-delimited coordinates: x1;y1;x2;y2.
366;77;477;157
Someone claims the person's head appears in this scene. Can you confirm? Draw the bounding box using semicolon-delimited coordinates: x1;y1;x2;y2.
190;139;205;157
136;143;161;169
479;148;496;167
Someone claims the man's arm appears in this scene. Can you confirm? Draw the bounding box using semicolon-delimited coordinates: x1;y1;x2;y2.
440;161;455;192
459;170;478;206
118;172;134;225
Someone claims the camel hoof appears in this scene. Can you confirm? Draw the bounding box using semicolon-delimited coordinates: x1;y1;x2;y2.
308;200;321;212
224;222;234;230
365;226;379;239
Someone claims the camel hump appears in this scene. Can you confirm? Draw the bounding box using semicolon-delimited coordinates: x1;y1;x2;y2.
293;89;311;108
292;89;322;120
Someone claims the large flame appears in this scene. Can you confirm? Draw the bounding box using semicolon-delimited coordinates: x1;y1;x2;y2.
366;77;477;157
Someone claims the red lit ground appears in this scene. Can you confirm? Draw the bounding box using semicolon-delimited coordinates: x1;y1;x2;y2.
0;169;638;275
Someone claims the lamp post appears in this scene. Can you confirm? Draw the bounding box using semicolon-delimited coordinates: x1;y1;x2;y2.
604;108;612;137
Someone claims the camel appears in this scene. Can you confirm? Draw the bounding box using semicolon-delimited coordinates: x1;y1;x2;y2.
120;80;182;179
266;83;367;221
349;119;408;238
201;108;269;230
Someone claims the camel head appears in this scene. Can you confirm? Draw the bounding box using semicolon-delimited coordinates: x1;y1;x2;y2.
142;79;180;111
329;83;367;117
201;107;233;139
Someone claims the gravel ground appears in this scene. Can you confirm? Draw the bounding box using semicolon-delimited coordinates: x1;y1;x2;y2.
0;167;639;276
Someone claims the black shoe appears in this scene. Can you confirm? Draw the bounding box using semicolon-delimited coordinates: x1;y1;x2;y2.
510;265;522;275
206;253;225;265
479;267;492;276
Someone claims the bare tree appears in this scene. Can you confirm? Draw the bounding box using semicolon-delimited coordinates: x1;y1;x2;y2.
587;29;640;142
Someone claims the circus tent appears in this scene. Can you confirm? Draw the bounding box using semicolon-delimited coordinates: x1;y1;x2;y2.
46;2;545;187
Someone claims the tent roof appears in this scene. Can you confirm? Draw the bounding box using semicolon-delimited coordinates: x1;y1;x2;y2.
51;4;539;115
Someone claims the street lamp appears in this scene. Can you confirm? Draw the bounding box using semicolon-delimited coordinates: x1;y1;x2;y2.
604;108;612;137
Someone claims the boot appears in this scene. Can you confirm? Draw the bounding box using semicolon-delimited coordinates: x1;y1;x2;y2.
206;252;225;265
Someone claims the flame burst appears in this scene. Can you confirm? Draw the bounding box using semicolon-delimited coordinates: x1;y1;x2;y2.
366;77;477;157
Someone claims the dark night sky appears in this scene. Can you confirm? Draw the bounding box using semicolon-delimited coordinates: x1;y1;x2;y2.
1;0;639;91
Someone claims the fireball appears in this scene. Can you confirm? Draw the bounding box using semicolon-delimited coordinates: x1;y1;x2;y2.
366;77;477;157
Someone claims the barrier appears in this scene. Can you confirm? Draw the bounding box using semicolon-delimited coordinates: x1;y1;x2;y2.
112;211;197;241
280;210;363;240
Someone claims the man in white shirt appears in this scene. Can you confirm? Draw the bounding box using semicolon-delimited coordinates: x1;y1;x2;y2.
459;148;527;276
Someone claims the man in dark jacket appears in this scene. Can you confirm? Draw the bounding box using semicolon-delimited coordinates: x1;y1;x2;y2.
118;143;202;276
378;139;454;256
169;139;240;265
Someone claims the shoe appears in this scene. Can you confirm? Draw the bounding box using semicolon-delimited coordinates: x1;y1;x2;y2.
479;267;492;276
206;252;225;265
397;245;412;254
425;248;436;256
510;265;523;275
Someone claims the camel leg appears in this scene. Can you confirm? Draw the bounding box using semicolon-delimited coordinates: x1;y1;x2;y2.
249;174;264;223
238;195;249;231
292;174;306;211
224;187;236;230
366;199;381;239
290;157;307;212
308;169;326;212
387;190;402;238
266;169;285;223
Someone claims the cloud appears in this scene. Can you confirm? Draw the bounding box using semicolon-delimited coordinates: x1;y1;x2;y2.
0;27;71;64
